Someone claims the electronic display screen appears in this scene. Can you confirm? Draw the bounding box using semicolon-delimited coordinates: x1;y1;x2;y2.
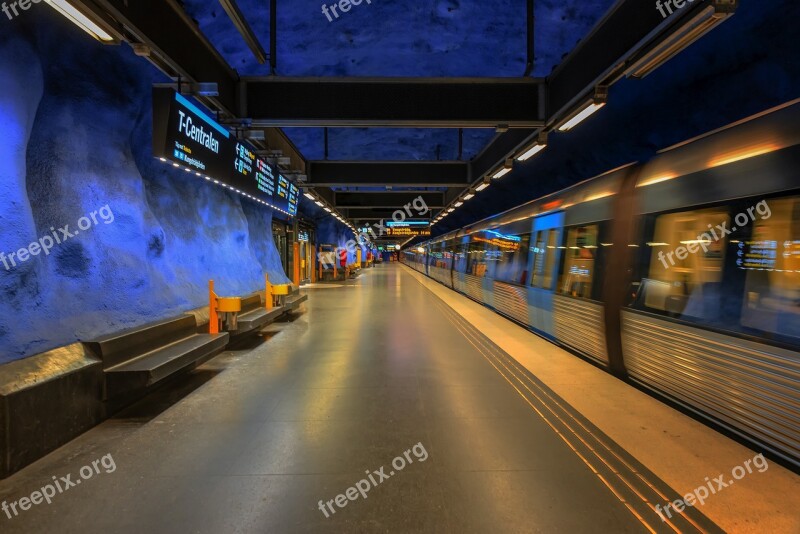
288;183;300;216
153;88;296;218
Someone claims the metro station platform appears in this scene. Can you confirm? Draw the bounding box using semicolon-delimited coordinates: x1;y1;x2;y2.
0;264;798;533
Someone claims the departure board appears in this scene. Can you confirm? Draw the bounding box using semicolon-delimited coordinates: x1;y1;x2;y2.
288;183;300;216
153;88;297;218
256;158;277;197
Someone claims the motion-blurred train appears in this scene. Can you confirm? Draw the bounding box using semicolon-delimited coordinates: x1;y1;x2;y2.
402;99;800;468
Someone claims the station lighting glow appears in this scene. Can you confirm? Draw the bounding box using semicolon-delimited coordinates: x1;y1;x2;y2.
709;143;781;168
463;192;475;200
304;192;316;200
324;207;332;212
447;208;455;213
583;191;615;202
45;0;115;42
637;173;678;188
155;158;295;217
475;182;490;192
558;101;606;132
454;201;464;207
315;201;324;207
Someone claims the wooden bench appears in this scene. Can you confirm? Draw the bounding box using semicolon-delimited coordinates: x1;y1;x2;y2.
85;315;228;399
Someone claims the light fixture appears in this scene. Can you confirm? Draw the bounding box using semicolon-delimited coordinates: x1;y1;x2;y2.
492;159;514;179
637;173;678;188
558;87;608;132
709;143;782;168
315;201;324;207
45;0;117;42
517;132;549;161
626;4;737;79
475;179;491;192
447;208;455;213
304;192;316;200
463;191;475;201
324;207;332;213
454;201;464;207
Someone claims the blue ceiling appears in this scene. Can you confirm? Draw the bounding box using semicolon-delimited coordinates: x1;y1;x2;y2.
181;0;616;161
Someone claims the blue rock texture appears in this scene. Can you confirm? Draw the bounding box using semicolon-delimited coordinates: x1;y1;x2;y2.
0;14;291;363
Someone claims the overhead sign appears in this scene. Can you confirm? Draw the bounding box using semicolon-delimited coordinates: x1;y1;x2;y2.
153;88;298;218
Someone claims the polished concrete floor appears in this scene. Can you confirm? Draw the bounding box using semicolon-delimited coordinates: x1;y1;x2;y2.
0;264;722;533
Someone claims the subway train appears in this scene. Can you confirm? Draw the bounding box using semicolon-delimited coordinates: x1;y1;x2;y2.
402;99;800;468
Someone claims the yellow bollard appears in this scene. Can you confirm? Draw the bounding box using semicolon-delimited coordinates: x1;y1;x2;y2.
265;273;273;310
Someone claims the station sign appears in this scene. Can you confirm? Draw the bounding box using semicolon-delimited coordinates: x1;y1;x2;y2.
152;88;298;217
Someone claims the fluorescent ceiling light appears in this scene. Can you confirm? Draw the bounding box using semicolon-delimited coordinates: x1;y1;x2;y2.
447;208;455;213
517;143;547;161
46;0;115;42
558;101;606;132
626;5;736;79
454;201;463;207
315;201;324;207
463;192;475;201
475;181;490;192
492;167;511;179
304;192;316;200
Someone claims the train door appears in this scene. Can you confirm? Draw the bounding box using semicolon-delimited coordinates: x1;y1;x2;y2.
529;211;565;336
272;221;288;275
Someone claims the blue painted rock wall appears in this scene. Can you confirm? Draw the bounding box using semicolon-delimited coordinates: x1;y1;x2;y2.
0;15;290;363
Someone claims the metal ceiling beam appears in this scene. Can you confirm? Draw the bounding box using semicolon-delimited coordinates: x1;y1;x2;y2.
306;162;469;187
343;208;430;221
218;0;267;64
83;0;240;115
241;77;545;128
332;192;445;209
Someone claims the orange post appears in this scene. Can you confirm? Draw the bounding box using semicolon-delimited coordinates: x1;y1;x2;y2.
265;273;273;310
209;280;218;334
293;242;300;286
312;252;317;283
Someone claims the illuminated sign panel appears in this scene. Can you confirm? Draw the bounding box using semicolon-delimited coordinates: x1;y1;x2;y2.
386;221;430;228
288;182;300;216
153;88;297;218
386;228;431;237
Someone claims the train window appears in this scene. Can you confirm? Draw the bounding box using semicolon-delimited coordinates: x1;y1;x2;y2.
557;225;599;299
466;238;489;277
532;229;559;289
454;242;468;273
636;207;729;321
739;197;800;340
494;232;531;285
